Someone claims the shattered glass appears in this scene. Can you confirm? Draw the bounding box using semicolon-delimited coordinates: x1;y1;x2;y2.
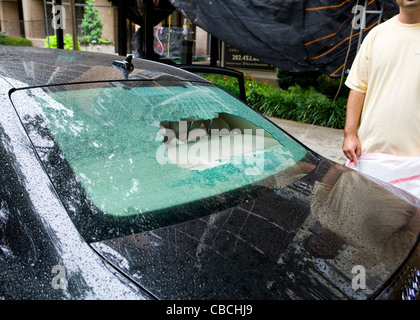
11;80;314;239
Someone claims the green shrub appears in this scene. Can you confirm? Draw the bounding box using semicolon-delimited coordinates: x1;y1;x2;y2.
201;73;347;129
277;69;349;99
98;38;111;44
44;34;81;50
316;74;349;99
277;69;321;90
198;73;241;98
79;35;111;45
247;80;347;129
81;0;103;43
0;34;32;47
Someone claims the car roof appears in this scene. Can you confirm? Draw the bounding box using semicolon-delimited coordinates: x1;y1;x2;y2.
0;46;204;88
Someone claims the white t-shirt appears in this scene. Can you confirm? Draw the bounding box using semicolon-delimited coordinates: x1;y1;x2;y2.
345;16;420;157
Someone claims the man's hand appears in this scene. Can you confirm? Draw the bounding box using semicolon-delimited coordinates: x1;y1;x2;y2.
343;89;365;166
343;134;361;166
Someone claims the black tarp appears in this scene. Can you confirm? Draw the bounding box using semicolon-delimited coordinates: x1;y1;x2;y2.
168;0;399;75
113;0;399;75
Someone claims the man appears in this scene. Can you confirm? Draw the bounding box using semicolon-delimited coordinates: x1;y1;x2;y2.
342;0;420;198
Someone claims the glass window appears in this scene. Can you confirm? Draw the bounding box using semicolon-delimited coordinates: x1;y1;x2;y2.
11;80;316;241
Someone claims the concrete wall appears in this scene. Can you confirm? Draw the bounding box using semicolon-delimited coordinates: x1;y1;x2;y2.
22;0;45;39
0;0;21;37
95;0;115;43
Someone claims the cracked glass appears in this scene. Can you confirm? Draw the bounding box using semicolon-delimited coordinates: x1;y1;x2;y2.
10;80;316;241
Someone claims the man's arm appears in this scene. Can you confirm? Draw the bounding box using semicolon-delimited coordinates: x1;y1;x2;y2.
342;89;365;166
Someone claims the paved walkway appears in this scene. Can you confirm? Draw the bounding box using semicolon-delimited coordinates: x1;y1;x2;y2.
240;69;347;163
227;68;347;164
268;117;347;164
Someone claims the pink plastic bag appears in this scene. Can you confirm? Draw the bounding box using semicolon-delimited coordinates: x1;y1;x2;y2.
346;153;420;199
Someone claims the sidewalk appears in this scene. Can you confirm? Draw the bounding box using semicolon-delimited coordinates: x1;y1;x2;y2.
242;70;346;164
202;66;346;164
268;117;346;164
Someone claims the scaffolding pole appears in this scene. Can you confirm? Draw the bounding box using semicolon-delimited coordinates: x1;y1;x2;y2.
357;0;384;51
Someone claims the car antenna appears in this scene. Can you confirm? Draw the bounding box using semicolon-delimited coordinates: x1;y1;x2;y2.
112;54;134;79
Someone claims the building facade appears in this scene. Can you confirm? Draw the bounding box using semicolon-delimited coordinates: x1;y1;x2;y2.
0;0;117;48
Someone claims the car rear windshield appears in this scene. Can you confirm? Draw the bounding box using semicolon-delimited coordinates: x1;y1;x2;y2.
10;80;315;241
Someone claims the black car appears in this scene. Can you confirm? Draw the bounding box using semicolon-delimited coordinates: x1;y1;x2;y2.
0;46;419;300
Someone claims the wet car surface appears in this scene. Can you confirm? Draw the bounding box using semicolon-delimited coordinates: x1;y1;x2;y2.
0;46;419;300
